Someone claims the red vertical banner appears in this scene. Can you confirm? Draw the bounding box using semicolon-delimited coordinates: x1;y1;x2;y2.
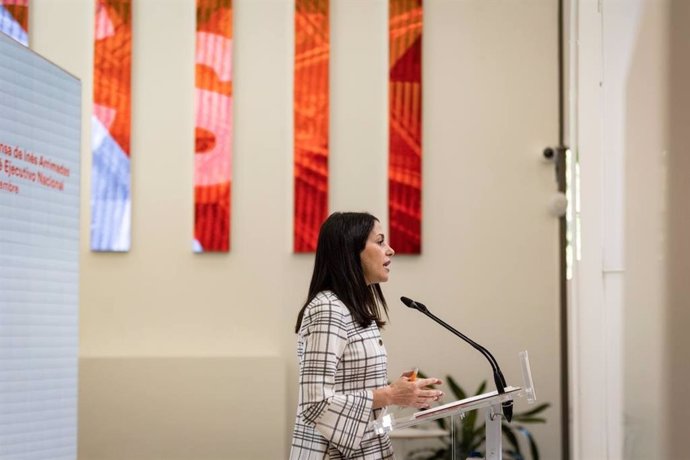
0;0;29;46
194;0;233;253
91;0;132;252
389;0;422;254
294;0;329;252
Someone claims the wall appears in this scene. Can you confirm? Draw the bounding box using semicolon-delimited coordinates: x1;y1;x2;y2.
619;0;690;454
618;1;669;457
29;0;562;458
575;0;690;457
33;1;292;458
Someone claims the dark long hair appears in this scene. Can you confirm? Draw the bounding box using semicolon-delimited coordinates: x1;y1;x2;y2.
294;212;389;333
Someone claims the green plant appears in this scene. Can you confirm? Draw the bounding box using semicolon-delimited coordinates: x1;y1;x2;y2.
406;372;550;460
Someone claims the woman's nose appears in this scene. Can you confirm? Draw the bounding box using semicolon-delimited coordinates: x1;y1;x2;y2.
387;245;395;256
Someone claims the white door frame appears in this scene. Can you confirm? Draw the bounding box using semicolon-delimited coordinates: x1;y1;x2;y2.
567;0;624;459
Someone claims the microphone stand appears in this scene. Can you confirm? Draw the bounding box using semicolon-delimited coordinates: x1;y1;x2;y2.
401;297;514;422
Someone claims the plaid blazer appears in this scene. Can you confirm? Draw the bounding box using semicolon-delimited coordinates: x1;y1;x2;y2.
290;291;394;459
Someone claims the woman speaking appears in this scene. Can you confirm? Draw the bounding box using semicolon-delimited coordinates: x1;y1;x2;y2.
290;212;443;459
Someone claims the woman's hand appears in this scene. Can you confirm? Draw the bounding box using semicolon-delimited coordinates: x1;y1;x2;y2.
373;372;444;409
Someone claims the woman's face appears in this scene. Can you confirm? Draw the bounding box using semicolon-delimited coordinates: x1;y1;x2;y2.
360;221;395;285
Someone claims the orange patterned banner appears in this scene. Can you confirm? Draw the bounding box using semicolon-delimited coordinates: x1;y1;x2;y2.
91;0;132;252
194;0;233;253
389;0;422;254
0;0;29;46
294;0;329;253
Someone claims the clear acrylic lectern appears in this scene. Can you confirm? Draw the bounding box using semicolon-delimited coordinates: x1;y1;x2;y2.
373;351;537;460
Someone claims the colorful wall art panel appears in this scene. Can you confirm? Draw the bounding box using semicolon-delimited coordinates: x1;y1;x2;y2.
91;0;132;252
0;0;28;46
294;0;329;252
389;0;422;254
194;0;233;253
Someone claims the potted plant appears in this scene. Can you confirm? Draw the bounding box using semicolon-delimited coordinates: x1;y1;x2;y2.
406;372;550;460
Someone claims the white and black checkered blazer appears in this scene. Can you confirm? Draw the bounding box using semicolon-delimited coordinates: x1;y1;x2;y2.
290;291;395;459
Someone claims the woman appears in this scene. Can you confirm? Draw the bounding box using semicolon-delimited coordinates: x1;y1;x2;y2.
290;212;443;459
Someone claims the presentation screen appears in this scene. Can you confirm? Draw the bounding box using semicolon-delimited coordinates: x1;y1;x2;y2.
0;32;81;460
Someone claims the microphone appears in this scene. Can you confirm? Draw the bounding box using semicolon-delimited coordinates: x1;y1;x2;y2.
400;296;513;422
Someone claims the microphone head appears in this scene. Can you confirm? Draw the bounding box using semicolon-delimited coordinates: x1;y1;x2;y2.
400;296;428;313
503;401;514;422
400;296;415;308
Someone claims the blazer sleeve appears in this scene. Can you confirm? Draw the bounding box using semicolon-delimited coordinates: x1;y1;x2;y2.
297;299;373;457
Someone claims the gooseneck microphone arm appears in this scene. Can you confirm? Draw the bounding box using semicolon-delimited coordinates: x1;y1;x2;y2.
399;296;505;390
400;296;513;422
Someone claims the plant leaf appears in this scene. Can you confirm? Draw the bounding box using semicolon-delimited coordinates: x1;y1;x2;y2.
461;424;483;453
434;416;447;431
463;410;480;443
472;425;484;438
410;447;448;460
502;424;522;457
468;437;484;453
458;380;489;453
512;417;546;424
456;416;475;453
446;375;467;400
503;449;524;460
515;403;550;418
515;425;540;460
475;380;487;395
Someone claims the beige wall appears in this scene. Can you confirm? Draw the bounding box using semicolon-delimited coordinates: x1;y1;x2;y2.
30;0;562;459
580;0;690;457
606;0;690;456
619;1;669;457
